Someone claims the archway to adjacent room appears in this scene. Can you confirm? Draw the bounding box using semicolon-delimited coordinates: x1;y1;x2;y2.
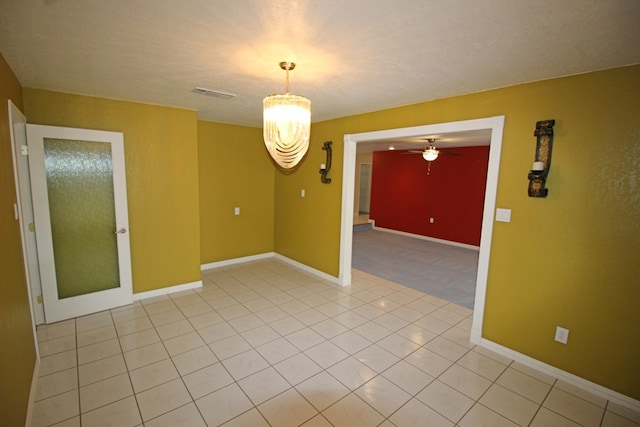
339;116;505;344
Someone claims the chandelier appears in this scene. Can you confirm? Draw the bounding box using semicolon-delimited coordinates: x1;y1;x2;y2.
263;62;311;169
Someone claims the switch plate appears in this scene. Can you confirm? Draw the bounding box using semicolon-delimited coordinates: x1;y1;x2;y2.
234;207;240;216
301;189;305;198
496;208;511;222
555;326;569;344
429;217;434;223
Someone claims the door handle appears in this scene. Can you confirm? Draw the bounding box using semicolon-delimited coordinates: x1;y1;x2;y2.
114;228;127;234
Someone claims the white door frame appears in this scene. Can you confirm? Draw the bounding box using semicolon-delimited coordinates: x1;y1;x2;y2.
339;115;505;345
8;101;45;327
26;124;133;323
8;101;41;360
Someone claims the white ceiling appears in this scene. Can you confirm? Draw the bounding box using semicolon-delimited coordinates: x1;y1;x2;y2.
1;0;639;137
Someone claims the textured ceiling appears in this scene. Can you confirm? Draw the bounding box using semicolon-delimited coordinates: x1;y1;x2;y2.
1;0;639;133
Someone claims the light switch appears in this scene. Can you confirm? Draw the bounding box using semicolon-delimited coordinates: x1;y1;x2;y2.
301;189;306;198
234;207;240;216
496;208;511;222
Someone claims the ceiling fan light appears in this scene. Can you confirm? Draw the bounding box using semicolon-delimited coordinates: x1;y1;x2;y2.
422;147;439;161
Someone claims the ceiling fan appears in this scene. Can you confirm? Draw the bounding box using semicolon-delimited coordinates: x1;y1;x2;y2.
405;138;461;162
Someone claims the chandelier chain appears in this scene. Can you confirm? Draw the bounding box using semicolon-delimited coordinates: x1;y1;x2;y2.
285;68;290;93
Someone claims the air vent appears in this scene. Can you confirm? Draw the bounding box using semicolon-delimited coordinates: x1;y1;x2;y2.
192;87;236;99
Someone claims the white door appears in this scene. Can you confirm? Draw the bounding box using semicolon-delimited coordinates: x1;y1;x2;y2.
26;124;133;323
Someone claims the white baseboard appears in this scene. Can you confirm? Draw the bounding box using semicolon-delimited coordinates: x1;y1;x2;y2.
200;252;341;286
133;280;202;301
201;252;275;271
25;357;39;427
372;225;480;251
274;254;341;285
478;338;640;413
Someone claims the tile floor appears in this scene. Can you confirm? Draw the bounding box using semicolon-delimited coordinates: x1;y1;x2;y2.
31;259;640;426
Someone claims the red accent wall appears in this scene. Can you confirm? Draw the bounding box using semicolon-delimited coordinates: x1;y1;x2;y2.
370;146;489;246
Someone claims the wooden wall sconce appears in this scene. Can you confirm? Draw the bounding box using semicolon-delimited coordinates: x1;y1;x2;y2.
528;119;555;198
320;141;332;184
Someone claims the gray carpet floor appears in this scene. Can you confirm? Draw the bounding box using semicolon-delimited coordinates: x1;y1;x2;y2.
352;228;479;308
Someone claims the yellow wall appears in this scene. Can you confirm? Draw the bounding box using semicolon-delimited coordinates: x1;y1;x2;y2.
0;53;36;426
23;89;202;293
198;120;274;262
274;65;640;399
274;137;343;276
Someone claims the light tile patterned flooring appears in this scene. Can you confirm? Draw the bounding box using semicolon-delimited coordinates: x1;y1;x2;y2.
32;259;639;426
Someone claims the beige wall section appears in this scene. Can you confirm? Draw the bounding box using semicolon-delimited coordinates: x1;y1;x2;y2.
274;65;640;400
23;89;201;293
0;54;36;426
198;120;274;263
354;152;373;215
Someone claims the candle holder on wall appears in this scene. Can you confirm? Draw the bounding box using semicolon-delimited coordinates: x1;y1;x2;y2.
319;141;332;184
528;119;555;198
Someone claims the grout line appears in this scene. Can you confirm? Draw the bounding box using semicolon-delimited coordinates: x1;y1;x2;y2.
109;306;144;426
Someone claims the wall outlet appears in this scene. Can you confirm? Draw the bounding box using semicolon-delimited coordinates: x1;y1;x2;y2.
555;326;569;344
234;207;240;216
496;208;512;222
429;217;434;223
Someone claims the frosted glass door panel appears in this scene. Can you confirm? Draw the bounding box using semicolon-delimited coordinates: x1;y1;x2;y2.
44;138;120;298
27;124;132;323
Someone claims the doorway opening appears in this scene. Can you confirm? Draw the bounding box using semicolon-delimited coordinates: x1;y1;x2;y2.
339;116;505;344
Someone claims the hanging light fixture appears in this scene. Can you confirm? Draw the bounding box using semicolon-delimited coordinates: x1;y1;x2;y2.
422;147;439;161
263;61;311;169
422;139;439;161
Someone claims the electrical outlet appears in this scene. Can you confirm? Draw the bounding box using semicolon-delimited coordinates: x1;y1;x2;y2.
555;326;569;344
429;217;434;223
496;208;512;222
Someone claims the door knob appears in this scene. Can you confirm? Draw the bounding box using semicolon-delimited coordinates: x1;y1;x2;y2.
114;228;127;234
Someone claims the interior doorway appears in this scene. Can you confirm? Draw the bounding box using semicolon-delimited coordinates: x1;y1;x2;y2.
358;163;372;215
339;116;505;344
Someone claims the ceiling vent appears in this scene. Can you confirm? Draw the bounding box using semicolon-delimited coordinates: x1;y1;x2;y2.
192;87;236;99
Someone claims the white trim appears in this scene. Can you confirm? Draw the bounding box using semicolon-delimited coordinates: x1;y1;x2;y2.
340;116;505;343
471;115;505;344
26;124;133;323
200;252;275;271
479;338;640;413
201;252;341;285
25;357;39;427
371;225;480;251
133;280;202;301
8;102;42;358
274;254;341;285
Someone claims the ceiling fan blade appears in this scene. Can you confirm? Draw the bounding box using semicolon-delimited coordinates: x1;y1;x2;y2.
440;149;461;156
